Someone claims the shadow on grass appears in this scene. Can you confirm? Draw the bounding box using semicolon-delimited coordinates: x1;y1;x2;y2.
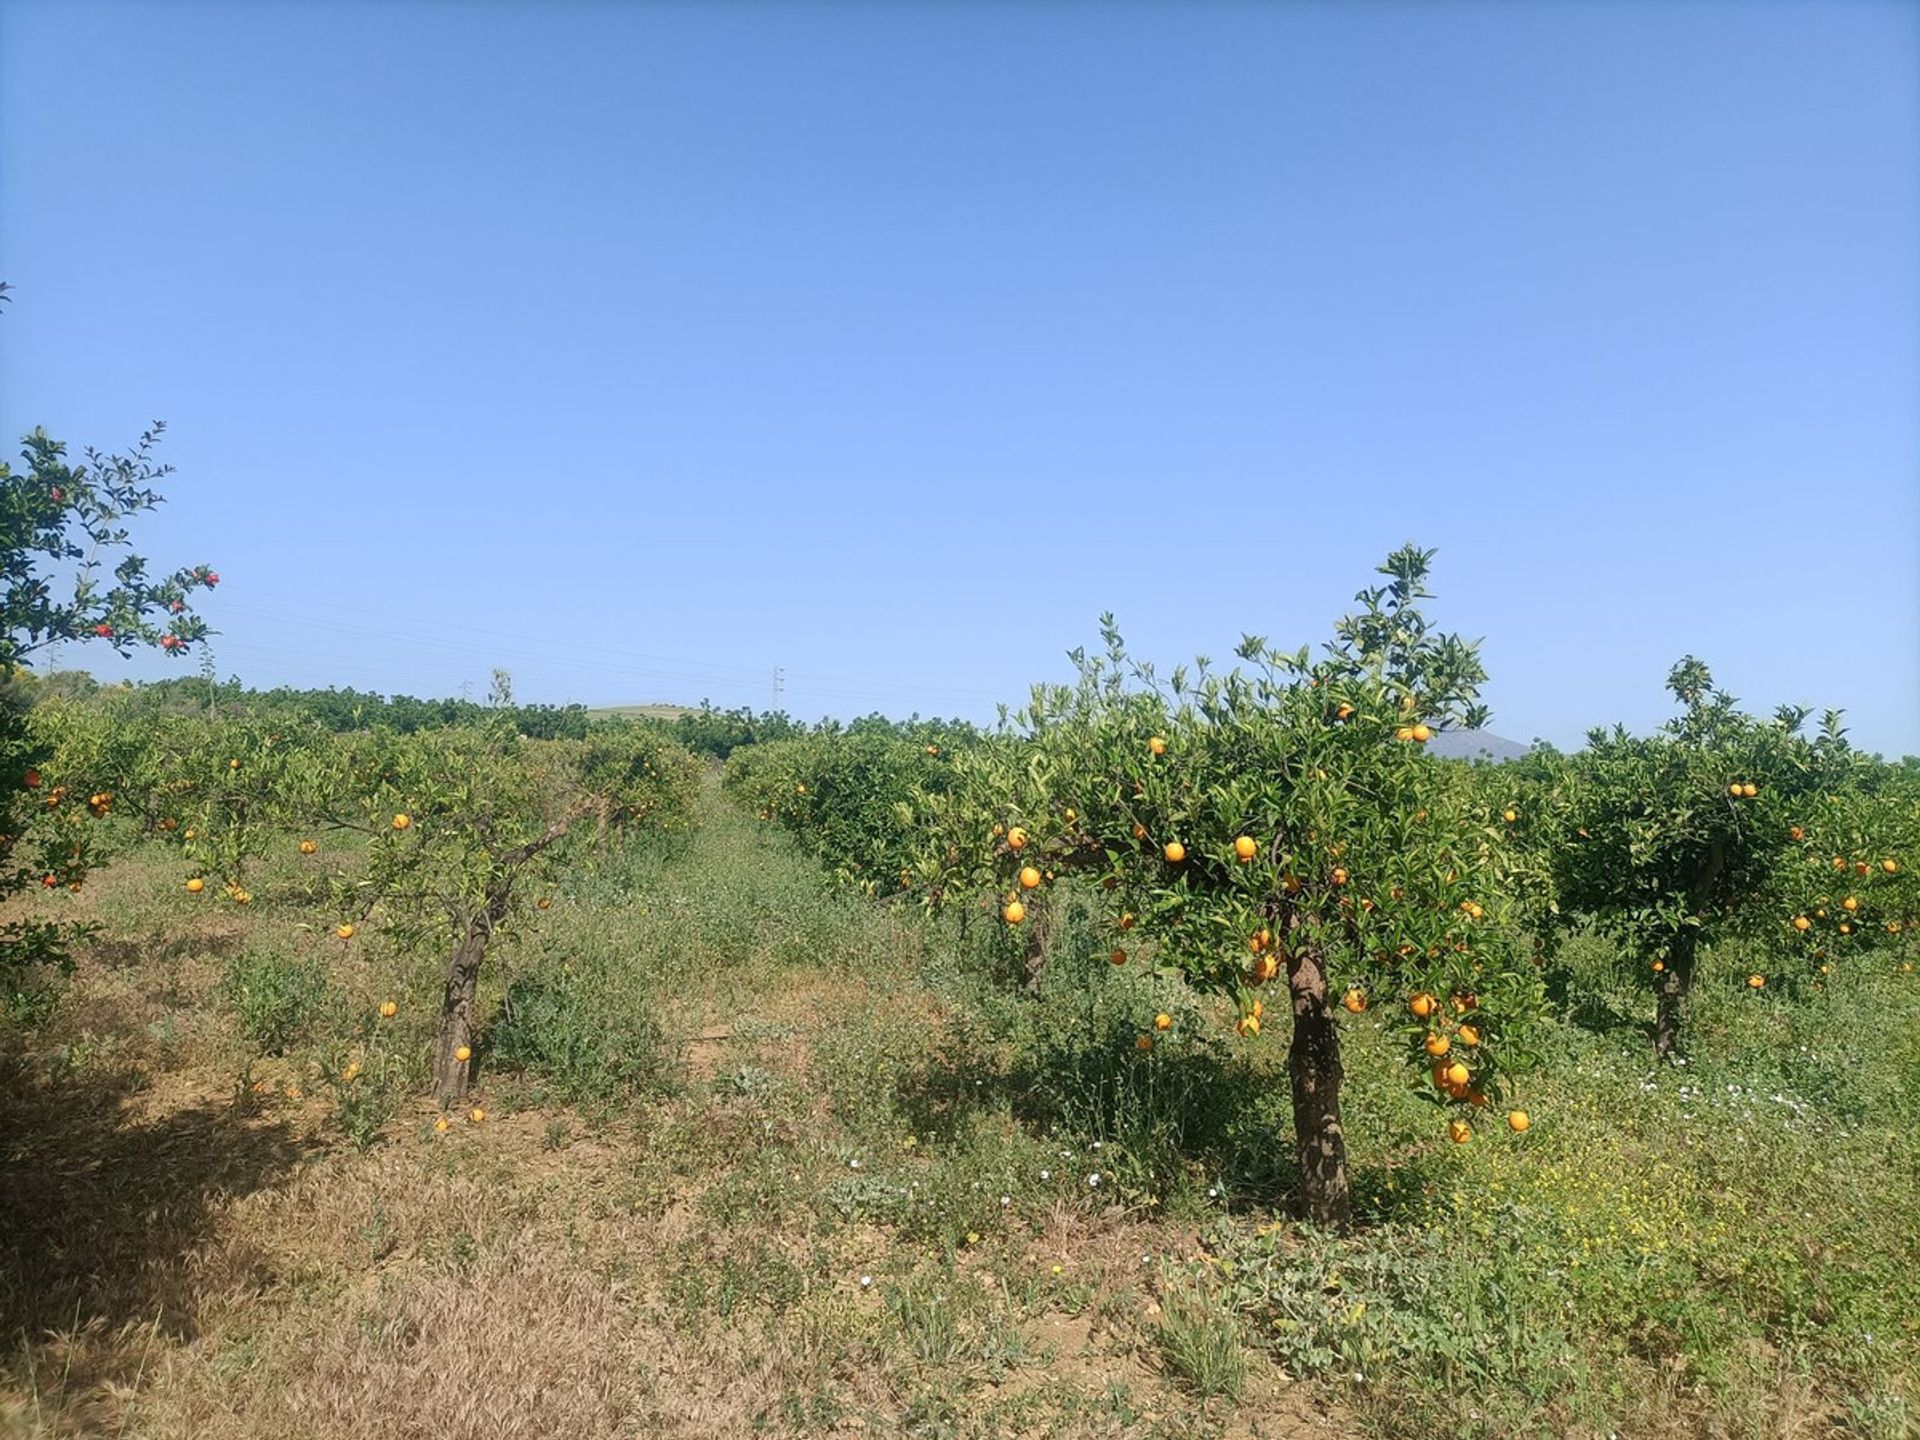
879;982;1489;1231
1542;961;1652;1044
878;923;1480;1227
0;1059;315;1348
881;998;1322;1210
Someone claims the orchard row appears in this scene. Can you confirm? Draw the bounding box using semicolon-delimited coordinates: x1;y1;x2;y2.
9;695;703;1101
724;547;1918;1225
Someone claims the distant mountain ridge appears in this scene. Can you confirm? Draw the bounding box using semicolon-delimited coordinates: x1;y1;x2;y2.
1425;729;1533;763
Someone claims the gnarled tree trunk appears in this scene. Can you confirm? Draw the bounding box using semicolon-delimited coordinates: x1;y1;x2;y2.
1657;839;1724;1056
1022;902;1052;993
434;889;512;1104
430;818;578;1104
433;923;487;1103
1654;927;1698;1057
1286;944;1351;1228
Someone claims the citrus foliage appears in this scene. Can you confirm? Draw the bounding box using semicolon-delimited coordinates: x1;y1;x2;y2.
1770;762;1917;980
315;719;701;948
125;675;601;738
29;693;348;904
1548;660;1890;1050
32;693;703;1099
300;719;701;1098
924;547;1543;1223
661;702;804;759
0;400;215;990
726;731;964;896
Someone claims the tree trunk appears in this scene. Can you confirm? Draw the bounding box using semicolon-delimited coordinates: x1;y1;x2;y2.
434;885;514;1103
433;923;488;1104
1654;928;1698;1057
1286;945;1351;1228
1022;904;1051;994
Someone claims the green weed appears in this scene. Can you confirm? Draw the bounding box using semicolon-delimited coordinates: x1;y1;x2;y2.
219;945;331;1056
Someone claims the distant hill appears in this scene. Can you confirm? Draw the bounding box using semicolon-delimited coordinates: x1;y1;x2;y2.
1426;729;1533;763
588;703;701;720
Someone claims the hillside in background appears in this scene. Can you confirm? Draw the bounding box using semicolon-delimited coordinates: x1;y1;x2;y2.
589;703;702;720
1427;729;1535;763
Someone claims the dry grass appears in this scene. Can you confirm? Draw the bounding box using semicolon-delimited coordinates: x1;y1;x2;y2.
0;810;1355;1440
3;1073;1328;1439
11;790;1905;1439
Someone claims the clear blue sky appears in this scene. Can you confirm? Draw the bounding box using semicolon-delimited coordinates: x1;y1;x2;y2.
3;0;1916;755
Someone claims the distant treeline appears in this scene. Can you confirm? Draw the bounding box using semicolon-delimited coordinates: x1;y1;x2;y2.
8;671;982;758
15;672;600;739
664;704;982;759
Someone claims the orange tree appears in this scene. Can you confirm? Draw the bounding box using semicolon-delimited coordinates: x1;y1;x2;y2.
725;728;964;896
1;369;215;987
662;702;804;760
35;691;703;1101
1550;659;1860;1054
38;695;337;902
929;547;1543;1227
291;719;701;1102
1767;748;1917;981
1479;760;1568;966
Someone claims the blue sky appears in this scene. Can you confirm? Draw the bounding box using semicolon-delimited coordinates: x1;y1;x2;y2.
3;0;1916;755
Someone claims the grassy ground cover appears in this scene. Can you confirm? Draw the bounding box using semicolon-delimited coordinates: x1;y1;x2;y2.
1;777;1913;1438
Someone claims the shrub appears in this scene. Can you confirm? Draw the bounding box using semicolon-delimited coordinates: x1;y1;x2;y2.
220;946;332;1056
488;966;670;1104
725;731;963;895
